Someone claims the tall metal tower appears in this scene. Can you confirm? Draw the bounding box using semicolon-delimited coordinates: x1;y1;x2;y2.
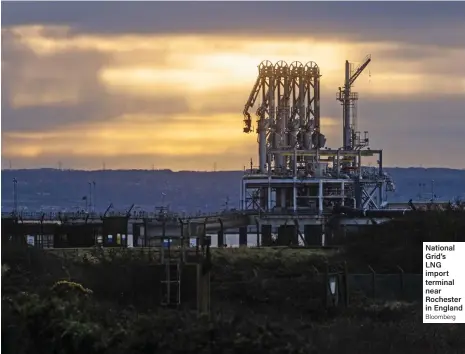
336;55;371;150
242;60;324;175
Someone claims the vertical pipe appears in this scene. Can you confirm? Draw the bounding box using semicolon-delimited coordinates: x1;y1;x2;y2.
293;72;304;171
343;60;351;150
293;148;297;177
269;75;278;169
378;151;383;176
284;68;290;155
267;176;272;211
341;182;345;206
280;189;286;208
299;74;305;139
259;78;267;173
268;153;272;175
315;70;321;131
318;180;323;215
293;184;297;213
259;116;266;173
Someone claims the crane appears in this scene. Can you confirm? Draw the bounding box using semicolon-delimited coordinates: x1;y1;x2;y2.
337;54;371;150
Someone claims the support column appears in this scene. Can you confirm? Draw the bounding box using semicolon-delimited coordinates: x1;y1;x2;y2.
280;189;286;208
267;181;272;211
341;182;345;206
239;227;248;247
318;180;323;215
217;230;224;247
261;224;272;246
143;218;148;247
217;218;224;247
255;219;260;247
132;223;140;246
293;183;297;212
379;182;384;206
240;180;245;210
354;178;362;209
277;225;286;246
358;150;362;178
378;151;383;176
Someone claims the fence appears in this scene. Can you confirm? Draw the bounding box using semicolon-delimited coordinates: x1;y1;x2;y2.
46;248;423;304
348;273;422;302
1;209;242;221
210;271;423;309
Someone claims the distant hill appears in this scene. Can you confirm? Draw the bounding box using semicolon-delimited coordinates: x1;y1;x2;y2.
1;168;464;213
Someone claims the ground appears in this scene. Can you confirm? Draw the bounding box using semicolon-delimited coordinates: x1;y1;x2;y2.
2;210;465;353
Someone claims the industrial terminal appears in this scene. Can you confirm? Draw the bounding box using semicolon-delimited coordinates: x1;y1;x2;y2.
1;55;449;249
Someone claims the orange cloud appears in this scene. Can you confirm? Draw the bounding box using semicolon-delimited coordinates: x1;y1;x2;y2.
3;112;340;166
2;24;464;170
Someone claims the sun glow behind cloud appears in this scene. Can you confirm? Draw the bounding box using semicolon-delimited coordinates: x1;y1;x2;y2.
2;24;465;169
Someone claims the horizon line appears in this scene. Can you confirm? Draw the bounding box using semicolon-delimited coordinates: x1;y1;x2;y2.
2;166;465;173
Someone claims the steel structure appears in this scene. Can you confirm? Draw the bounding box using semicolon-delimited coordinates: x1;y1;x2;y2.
243;60;323;174
241;57;395;218
336;54;372;150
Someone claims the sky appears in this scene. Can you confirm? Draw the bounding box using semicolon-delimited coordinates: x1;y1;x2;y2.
1;1;465;171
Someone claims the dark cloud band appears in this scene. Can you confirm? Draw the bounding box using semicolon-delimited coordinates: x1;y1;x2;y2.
3;2;465;47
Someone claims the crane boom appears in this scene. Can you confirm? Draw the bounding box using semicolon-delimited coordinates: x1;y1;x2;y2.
348;54;371;87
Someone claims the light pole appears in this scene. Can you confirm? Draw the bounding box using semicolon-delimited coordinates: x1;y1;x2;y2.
13;178;18;214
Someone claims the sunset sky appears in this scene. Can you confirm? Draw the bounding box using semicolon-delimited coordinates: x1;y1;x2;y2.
2;2;465;171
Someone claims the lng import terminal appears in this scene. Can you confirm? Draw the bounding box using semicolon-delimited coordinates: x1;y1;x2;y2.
1;54;457;249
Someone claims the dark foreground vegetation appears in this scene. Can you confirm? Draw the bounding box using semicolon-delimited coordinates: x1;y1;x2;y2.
2;210;465;354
